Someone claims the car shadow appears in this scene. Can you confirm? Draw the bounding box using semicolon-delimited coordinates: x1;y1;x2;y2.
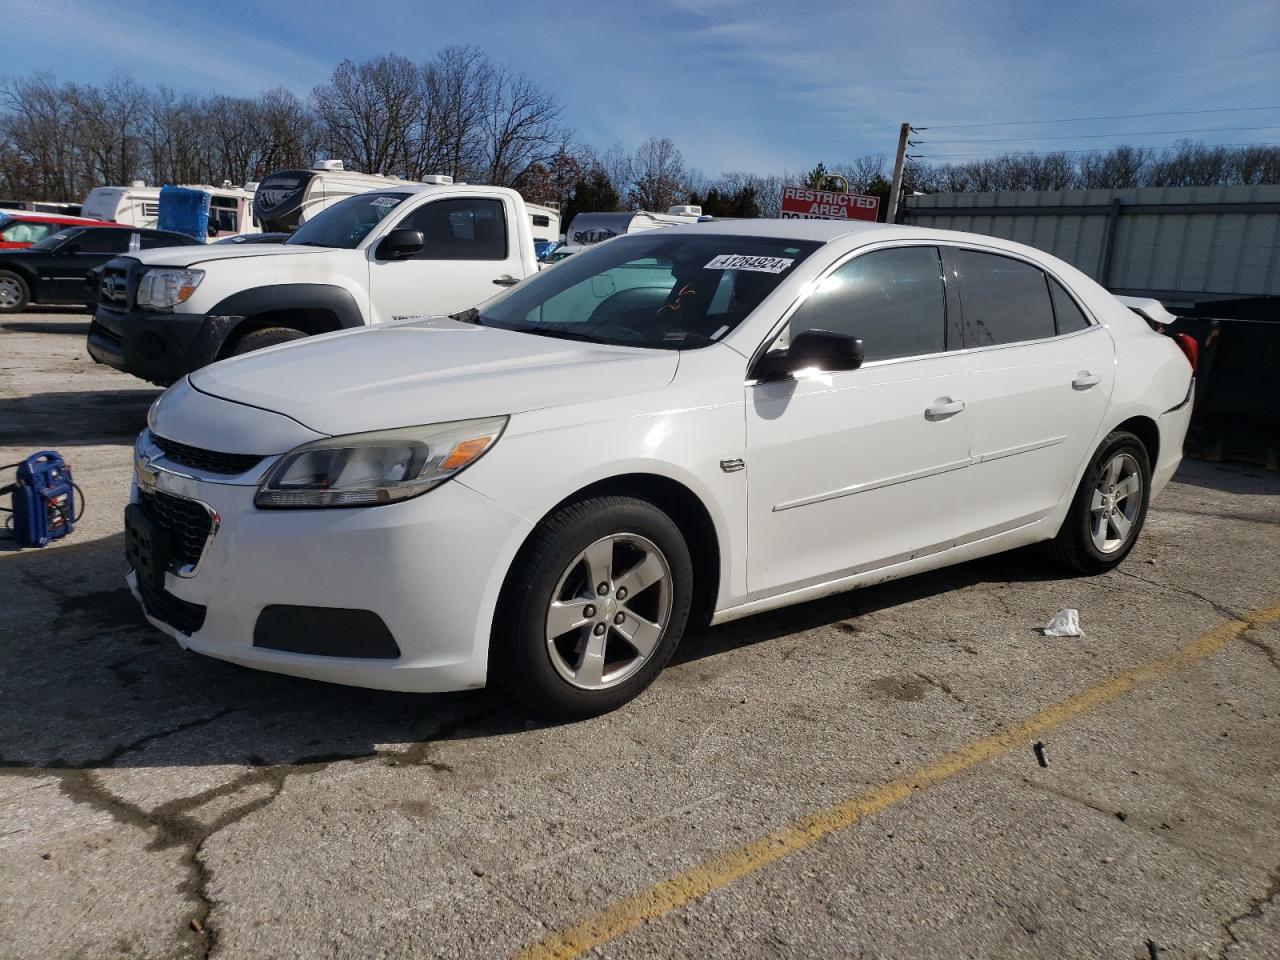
0;523;1069;773
0;388;158;448
1;319;91;335
1169;458;1279;497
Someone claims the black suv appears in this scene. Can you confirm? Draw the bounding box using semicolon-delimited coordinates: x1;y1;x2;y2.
0;226;196;313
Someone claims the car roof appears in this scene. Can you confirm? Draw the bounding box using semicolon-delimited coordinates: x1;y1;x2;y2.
0;212;112;225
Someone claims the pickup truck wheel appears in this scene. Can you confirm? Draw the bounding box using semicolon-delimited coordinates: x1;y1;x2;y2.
1047;430;1151;574
493;496;693;719
0;271;30;313
229;326;306;356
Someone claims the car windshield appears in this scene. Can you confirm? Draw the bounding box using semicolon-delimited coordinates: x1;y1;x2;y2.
285;192;410;249
28;229;75;250
477;232;821;349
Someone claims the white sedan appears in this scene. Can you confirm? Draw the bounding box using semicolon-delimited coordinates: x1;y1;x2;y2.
127;219;1195;717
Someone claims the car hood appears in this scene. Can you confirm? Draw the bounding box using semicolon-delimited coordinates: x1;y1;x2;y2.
126;243;333;268
189;317;680;438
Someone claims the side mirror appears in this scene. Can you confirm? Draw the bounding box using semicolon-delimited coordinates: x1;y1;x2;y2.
753;329;864;382
376;228;425;260
60;242;82;254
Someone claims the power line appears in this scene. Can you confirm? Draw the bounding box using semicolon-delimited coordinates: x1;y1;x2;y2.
917;106;1280;131
924;125;1280;145
914;141;1280;160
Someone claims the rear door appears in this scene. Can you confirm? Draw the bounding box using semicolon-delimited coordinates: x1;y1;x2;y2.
368;194;525;323
745;244;974;597
947;247;1114;540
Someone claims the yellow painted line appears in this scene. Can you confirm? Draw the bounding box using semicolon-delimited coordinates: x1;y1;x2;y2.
515;600;1280;960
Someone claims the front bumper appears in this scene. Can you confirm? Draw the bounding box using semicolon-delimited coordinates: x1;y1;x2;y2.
128;463;533;693
89;305;233;386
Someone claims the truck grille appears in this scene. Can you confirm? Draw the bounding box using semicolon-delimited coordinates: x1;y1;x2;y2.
138;489;214;569
152;434;264;476
99;265;130;306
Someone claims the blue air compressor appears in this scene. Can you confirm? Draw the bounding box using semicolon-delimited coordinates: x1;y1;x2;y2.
2;451;83;547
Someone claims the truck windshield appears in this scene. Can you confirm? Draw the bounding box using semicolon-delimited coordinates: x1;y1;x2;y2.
476;233;821;350
285;192;409;249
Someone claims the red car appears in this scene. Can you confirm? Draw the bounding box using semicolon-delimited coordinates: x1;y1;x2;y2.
0;212;126;249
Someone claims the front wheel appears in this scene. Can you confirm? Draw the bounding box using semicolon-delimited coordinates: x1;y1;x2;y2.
229;326;306;356
492;496;693;719
0;271;30;313
1047;430;1152;574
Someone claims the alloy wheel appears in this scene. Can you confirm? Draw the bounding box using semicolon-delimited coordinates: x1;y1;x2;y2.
545;533;673;690
1090;452;1142;553
0;278;20;309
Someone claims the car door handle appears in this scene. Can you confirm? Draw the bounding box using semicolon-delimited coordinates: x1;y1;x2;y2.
492;275;519;286
925;398;966;420
1072;371;1101;389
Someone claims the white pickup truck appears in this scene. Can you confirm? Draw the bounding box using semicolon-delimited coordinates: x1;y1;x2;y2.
88;181;545;385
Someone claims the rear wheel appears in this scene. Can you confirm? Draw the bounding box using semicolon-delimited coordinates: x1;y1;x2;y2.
0;271;30;313
229;326;306;356
492;496;693;719
1047;430;1151;574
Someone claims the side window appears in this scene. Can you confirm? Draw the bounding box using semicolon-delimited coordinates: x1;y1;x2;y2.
401;198;508;261
75;229;131;254
1048;277;1091;334
954;250;1056;347
2;221;55;243
787;246;947;362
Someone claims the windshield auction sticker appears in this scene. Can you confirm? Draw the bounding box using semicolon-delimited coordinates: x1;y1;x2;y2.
704;254;795;274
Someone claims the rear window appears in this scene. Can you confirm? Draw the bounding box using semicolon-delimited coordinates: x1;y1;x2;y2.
954;250;1056;347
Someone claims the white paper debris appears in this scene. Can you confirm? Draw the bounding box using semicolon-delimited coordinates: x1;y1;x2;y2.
1042;608;1083;637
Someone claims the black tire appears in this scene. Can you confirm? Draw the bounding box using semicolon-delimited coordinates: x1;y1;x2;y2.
0;270;30;314
1047;430;1152;574
492;495;694;719
229;326;306;356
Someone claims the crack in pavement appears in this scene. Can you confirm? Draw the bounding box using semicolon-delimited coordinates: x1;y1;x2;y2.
1220;864;1280;959
1239;631;1280;673
1;701;508;958
1111;568;1246;622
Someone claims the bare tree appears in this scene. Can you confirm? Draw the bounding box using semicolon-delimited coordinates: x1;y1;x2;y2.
480;65;564;185
313;55;424;175
628;137;685;211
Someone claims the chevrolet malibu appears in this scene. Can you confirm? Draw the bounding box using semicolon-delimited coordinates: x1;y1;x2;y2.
127;219;1195;718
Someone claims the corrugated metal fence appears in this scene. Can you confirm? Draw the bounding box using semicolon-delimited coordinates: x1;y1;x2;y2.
904;185;1280;306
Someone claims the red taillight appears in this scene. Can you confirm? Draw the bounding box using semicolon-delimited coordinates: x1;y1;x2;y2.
1172;332;1198;372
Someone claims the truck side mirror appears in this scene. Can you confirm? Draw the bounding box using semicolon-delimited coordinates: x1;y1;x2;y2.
752;329;865;382
377;229;425;260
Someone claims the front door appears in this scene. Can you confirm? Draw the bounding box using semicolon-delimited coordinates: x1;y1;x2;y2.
368;195;525;324
48;229;133;302
746;245;974;598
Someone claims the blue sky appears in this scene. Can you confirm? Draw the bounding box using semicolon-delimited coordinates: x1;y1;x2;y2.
4;0;1278;175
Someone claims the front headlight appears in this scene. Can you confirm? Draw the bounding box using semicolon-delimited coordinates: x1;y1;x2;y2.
136;268;204;310
255;417;508;508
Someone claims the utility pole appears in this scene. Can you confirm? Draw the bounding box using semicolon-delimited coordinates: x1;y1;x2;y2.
887;122;910;224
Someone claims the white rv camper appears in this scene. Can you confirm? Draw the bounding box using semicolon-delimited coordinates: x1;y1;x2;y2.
82;180;259;236
253;160;562;244
81;182;162;228
563;205;702;249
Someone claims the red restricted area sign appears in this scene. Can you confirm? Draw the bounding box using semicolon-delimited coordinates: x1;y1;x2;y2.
780;186;880;222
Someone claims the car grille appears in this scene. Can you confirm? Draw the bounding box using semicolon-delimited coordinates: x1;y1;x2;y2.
137;578;207;635
152;434;263;475
138;489;214;568
98;265;130;306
